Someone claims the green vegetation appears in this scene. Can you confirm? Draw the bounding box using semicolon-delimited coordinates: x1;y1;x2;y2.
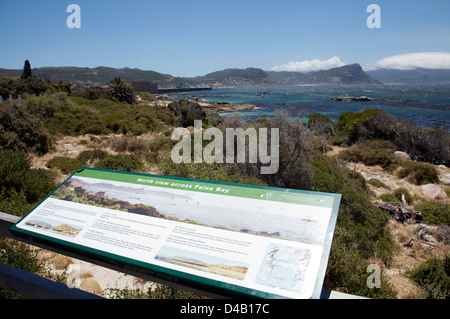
46;156;83;174
168;99;207;127
368;178;390;190
0;102;50;155
95;154;144;172
414;200;450;226
77;149;108;164
336;109;396;144
333;108;450;166
338;140;397;169
21;60;32;80
310;155;396;298
308;113;336;137
108;77;136;104
0;149;55;208
15;92;177;137
396;161;439;185
106;284;205;299
379;188;414;205
409;254;450;299
0;148;53;298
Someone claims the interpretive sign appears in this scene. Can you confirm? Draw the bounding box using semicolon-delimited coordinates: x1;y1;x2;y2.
10;167;340;299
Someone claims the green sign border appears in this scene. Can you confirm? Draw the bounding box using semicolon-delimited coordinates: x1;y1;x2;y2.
10;167;341;299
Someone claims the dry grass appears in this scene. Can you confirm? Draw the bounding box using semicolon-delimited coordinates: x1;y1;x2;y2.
52;254;73;270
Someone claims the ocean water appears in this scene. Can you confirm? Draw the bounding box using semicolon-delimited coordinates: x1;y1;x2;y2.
183;84;450;130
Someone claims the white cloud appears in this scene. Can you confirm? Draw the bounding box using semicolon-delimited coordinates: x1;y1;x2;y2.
366;52;450;71
270;56;346;72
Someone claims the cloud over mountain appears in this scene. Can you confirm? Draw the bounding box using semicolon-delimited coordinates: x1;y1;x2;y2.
365;52;450;70
270;56;346;72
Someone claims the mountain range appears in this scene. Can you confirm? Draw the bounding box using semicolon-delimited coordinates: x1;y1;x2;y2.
1;63;449;87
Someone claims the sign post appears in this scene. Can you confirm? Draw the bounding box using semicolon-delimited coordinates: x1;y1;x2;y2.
11;167;340;299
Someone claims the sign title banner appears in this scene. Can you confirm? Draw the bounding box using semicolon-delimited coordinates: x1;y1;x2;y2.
11;167;340;299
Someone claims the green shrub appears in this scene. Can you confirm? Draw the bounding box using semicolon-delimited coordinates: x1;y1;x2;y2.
379;194;401;203
0;188;34;217
414;200;450;225
393;188;414;205
168;99;207;127
0;102;50;155
157;152;266;186
368;179;390;190
397;161;439;185
336;109;396;144
308;113;336;137
77;149;108;164
409;255;450;299
110;137;151;154
0;150;55;205
338;140;396;169
0;76;49;99
47;156;83;174
95;154;144;172
311;155;396;297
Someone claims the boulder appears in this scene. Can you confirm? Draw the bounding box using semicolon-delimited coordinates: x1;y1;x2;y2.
439;173;450;185
394;151;411;161
420;184;448;200
80;278;102;294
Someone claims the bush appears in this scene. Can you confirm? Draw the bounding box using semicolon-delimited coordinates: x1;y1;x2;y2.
338;140;396;169
0;102;50;155
396;161;439;185
336;109;396;144
95;154;144;172
158;152;266;186
0;187;34;217
409;255;450;299
0;150;55;205
77;149;108;164
414;200;450;225
379;193;401;203
110;137;151;154
168;99;207;127
71;85;112;100
393;188;414;205
47;156;83;174
393;120;450;166
368;179;390;190
0;76;49;99
311;155;396;297
308;113;336;137
221;112;313;190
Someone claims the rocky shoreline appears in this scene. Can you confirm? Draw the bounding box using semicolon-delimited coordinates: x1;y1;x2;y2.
154;94;256;113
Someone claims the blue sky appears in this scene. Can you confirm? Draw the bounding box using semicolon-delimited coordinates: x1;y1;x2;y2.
1;0;450;76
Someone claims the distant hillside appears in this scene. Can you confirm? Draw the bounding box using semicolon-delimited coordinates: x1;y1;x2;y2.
0;63;381;87
0;66;191;87
367;68;450;84
267;64;381;85
195;67;270;85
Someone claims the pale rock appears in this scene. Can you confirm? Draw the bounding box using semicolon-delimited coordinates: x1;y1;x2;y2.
394;151;411;161
439;173;450;185
80;278;102;294
420;184;448;200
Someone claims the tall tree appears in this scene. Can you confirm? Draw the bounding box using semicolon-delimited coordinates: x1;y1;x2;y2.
108;77;135;104
21;60;32;79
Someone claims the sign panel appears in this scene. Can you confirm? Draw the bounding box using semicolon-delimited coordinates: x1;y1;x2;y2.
10;167;340;299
